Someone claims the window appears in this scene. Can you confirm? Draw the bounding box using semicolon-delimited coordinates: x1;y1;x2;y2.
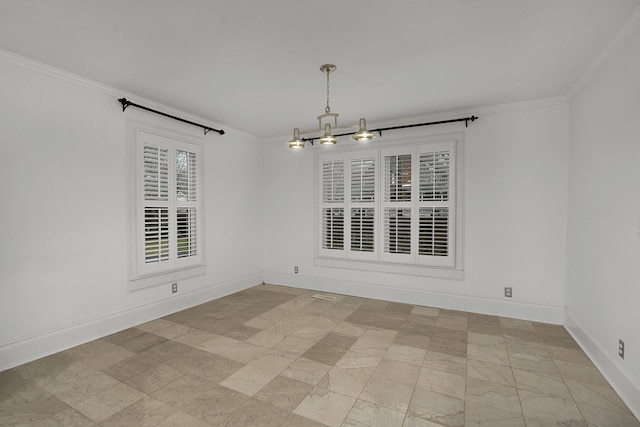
129;127;204;287
317;135;460;273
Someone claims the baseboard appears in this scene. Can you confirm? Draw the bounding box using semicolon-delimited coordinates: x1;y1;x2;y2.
565;310;640;419
0;273;262;372
262;272;565;324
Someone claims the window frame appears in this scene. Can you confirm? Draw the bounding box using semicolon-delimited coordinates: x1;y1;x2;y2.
314;132;464;279
127;121;206;291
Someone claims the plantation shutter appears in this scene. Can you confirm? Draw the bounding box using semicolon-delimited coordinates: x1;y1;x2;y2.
320;158;345;252
138;131;202;276
417;141;455;267
381;149;413;263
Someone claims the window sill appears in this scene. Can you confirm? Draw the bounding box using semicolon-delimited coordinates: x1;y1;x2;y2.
128;265;206;292
314;257;463;280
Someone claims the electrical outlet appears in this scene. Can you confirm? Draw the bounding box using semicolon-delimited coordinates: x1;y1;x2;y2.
172;283;178;294
504;287;512;298
294;266;299;274
619;339;625;359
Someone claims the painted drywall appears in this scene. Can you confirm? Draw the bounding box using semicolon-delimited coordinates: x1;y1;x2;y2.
567;15;640;413
262;102;570;323
0;53;264;370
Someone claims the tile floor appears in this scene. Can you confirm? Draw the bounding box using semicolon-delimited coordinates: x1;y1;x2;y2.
1;284;638;426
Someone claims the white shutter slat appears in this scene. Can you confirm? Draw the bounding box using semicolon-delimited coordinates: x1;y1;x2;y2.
351;158;375;202
322;160;345;202
143;145;169;201
419;207;449;256
177;207;197;258
384;207;411;254
144;207;170;263
420;151;450;201
176;150;197;202
322;208;344;250
351;207;375;252
385;154;412;202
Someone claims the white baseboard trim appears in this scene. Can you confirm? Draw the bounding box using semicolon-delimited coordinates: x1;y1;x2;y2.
263;272;565;324
0;273;262;372
565;310;640;420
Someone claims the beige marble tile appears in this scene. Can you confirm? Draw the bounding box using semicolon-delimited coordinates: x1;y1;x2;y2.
509;352;559;377
65;339;136;370
139;340;192;362
224;397;295;426
294;387;357;427
72;382;145;423
272;335;319;357
336;350;383;370
101;354;158;381
244;315;278;330
417;366;466;400
248;349;297;374
464;401;525;426
411;306;440;317
545;344;594;367
245;329;286;348
221;341;269;364
513;368;572;400
220;364;280;396
163;347;215;373
554;359;610;387
408;387;465;427
100;396;177;426
360;376;416;412
123;362;184;394
578;402;640;427
317;365;374;398
136;318;191;340
435;316;468;331
173;328;216;347
384;343;427;366
0;378;69;426
423;351;467;376
36;361;120;406
343;399;406;427
499;317;535;330
194;332;239;354
333;321;367;337
518;389;585;424
465;377;522;415
255;375;314;411
158;410;210;427
268;320;304;335
467;341;510;366
281;357;332;386
31;408;94;426
565;379;632;414
373;359;421;385
466;359;515;387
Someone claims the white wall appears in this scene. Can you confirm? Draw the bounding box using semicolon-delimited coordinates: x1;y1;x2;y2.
263;101;570;323
566;16;640;414
0;53;264;370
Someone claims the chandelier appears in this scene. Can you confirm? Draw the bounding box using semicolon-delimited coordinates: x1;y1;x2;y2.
288;64;373;149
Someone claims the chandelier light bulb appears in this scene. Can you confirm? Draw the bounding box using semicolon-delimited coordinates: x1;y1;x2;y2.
288;128;305;149
318;123;337;145
353;118;373;141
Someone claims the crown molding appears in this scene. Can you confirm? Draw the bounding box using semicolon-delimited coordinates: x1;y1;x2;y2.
570;4;640;97
0;48;228;135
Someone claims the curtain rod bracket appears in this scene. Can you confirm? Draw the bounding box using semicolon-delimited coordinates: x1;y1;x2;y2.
117;98;224;136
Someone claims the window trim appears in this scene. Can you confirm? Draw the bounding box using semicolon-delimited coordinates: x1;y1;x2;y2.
126;120;206;291
314;132;464;279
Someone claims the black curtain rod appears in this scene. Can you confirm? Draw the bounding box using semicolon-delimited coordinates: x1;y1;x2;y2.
118;98;225;136
302;115;478;143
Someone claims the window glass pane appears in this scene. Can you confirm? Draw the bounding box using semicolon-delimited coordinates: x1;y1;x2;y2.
176;150;197;201
144;208;169;263
351;158;375;202
143;145;169;201
420;151;449;201
177;207;197;258
419;207;449;256
385;154;412;201
322;208;344;250
351;208;374;252
322;160;344;202
384;207;411;254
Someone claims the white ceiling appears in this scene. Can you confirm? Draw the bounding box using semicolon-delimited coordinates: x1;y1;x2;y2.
1;0;638;138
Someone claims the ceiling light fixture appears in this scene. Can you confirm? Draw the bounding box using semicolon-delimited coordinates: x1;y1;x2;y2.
287;64;480;149
288;64;370;149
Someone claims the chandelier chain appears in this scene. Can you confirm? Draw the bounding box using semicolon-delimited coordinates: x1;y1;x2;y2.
325;67;331;114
